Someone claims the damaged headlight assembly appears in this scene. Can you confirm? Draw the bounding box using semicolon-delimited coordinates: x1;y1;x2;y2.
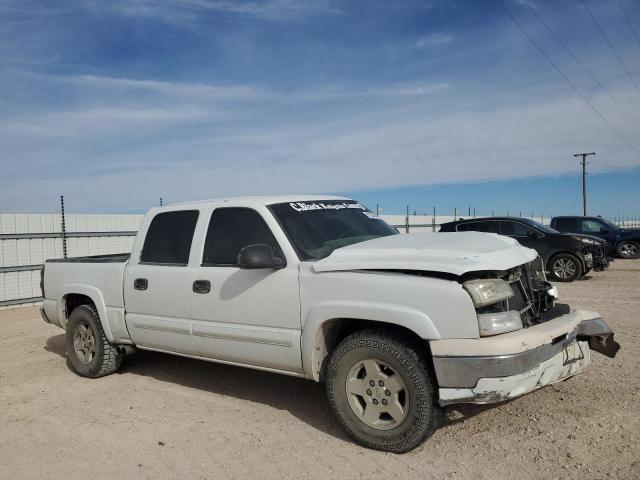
463;279;523;337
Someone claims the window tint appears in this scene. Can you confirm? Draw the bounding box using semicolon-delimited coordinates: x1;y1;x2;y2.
580;219;603;233
554;218;577;232
203;208;282;266
500;221;535;236
140;210;199;265
459;221;499;233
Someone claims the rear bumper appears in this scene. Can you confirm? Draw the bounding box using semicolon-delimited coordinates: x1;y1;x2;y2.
40;306;51;324
431;310;619;406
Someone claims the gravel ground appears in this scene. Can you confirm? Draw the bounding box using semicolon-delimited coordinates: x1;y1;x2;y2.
1;260;638;479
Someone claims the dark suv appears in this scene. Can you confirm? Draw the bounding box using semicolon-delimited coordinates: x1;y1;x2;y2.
439;217;610;282
551;216;640;259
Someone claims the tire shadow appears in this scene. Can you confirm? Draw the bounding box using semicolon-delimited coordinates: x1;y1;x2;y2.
44;333;495;442
45;333;348;441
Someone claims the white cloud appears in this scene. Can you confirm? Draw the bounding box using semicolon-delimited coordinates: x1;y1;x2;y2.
66;75;264;99
416;32;455;48
107;0;340;23
4;86;638;210
0;107;212;138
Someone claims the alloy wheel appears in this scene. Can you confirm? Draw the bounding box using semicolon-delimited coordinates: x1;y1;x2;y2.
553;258;577;279
345;358;409;430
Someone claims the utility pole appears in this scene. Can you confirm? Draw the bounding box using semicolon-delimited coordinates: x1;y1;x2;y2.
574;152;595;216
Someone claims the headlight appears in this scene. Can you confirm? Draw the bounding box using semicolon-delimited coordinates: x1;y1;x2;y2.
477;311;523;336
463;278;514;308
572;236;599;245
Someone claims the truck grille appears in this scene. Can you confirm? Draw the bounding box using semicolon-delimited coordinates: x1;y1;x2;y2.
506;260;555;327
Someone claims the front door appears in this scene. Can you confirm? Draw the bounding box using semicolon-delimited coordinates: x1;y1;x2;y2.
190;207;303;373
124;210;200;355
499;220;548;260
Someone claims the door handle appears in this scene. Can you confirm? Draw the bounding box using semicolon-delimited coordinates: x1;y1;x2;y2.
193;280;211;294
134;278;148;291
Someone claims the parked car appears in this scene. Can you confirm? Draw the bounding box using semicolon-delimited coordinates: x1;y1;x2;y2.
439;217;610;282
551;216;640;259
40;196;619;453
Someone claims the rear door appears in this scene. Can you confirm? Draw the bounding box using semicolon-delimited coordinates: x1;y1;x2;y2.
124;210;200;355
189;207;303;373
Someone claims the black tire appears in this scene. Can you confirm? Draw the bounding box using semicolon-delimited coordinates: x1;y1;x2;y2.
617;241;640;259
65;304;123;378
326;329;438;453
548;253;583;282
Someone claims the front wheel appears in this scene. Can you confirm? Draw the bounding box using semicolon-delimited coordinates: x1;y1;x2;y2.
617;241;640;259
548;253;583;282
326;329;438;453
65;305;123;378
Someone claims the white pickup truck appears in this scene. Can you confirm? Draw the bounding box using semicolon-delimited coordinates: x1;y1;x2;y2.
40;196;619;452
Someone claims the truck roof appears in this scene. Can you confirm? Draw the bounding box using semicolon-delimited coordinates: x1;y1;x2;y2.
171;195;351;208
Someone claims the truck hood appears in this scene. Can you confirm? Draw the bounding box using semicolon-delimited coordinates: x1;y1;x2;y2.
312;232;538;277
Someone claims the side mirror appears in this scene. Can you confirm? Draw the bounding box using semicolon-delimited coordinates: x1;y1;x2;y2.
527;231;542;238
600;227;610;234
237;244;285;269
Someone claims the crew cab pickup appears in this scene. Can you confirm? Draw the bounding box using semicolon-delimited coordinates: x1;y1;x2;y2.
551;216;640;259
40;196;620;453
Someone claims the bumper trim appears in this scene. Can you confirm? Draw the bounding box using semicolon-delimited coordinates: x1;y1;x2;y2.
433;330;576;388
433;317;619;388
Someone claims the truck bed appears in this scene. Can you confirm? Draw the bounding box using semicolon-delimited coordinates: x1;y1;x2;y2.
47;253;130;263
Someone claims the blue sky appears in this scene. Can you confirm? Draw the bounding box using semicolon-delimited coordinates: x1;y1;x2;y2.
0;0;639;215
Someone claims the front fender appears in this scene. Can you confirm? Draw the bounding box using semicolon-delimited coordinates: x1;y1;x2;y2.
301;300;441;381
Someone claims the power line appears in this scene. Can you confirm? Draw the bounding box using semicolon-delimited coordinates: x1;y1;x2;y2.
499;2;640;157
581;0;640;93
616;0;640;51
525;3;640;129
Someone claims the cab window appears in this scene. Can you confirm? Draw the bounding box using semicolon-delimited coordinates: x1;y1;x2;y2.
140;210;199;265
580;219;603;233
202;208;283;266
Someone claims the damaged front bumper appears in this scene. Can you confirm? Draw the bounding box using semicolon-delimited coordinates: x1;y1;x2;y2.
431;310;620;406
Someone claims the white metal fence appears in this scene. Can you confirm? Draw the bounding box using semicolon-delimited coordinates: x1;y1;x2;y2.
1;210;637;307
0;213;142;307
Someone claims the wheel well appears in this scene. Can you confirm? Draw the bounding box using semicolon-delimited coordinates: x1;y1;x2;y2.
313;318;432;383
63;294;95;321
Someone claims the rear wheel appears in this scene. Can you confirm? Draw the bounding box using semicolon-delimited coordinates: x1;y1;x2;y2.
548;253;583;282
65;305;123;378
326;329;438;453
617;241;640;259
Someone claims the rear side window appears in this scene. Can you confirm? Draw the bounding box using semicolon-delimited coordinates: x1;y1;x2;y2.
500;221;535;236
554;218;577;232
203;208;282;266
140;210;199;265
459;221;499;233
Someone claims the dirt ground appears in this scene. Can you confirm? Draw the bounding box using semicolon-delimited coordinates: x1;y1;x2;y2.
1;260;638;480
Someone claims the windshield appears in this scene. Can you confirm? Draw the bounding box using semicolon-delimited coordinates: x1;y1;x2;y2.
269;200;398;261
518;218;559;234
